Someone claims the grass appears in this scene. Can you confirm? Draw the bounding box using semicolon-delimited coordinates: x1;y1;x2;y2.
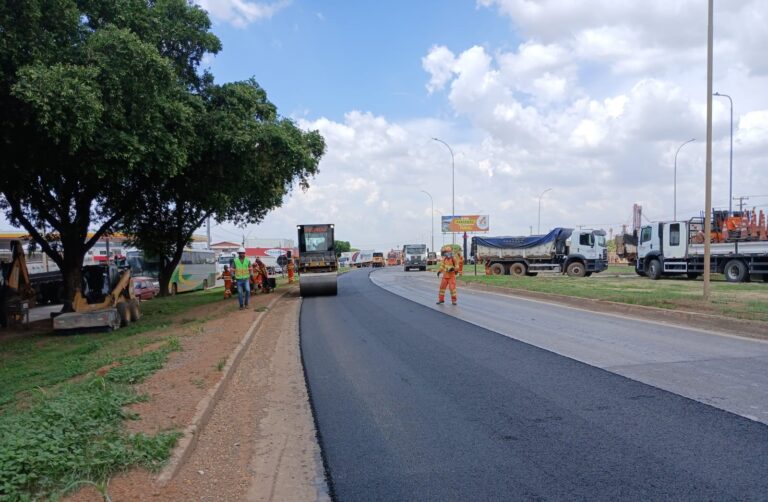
459;272;768;321
0;286;218;502
0;346;182;501
0;288;221;410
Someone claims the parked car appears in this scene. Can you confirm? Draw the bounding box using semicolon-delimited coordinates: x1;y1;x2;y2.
133;276;160;300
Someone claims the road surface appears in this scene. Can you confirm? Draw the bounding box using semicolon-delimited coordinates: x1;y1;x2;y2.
372;267;768;425
301;269;768;501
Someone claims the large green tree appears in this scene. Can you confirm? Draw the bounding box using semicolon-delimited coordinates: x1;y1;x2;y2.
123;80;325;296
0;1;220;307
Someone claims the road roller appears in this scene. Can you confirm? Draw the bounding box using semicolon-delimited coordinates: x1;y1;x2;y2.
297;223;338;296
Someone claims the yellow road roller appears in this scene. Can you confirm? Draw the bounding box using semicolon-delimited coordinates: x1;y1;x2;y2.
297;223;338;296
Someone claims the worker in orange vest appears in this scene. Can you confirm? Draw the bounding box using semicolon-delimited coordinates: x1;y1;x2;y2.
217;265;232;299
436;245;459;305
254;257;271;293
286;258;295;284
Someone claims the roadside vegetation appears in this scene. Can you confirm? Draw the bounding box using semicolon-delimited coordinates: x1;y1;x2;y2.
459;272;768;322
0;289;223;501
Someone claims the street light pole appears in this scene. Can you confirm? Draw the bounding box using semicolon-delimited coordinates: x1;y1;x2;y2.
713;92;733;214
420;190;434;253
432;137;455;244
674;138;696;220
537;188;552;234
704;0;714;300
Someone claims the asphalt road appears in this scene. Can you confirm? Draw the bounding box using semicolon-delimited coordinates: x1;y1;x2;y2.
372;267;768;425
301;269;768;501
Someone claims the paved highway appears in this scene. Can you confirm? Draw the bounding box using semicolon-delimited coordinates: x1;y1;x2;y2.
372;267;768;425
301;269;768;501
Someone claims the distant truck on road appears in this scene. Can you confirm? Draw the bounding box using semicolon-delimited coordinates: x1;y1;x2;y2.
351;250;374;268
372;252;386;268
403;244;428;271
473;228;607;277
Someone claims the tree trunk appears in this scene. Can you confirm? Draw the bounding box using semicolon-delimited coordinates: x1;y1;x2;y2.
60;250;84;313
158;256;182;297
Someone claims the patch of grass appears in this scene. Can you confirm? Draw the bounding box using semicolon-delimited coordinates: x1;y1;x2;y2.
0;288;221;411
191;378;205;389
216;358;227;371
460;273;768;321
0;376;181;501
106;342;180;385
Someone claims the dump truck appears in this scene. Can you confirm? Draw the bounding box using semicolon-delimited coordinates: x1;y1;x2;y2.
297;224;338;296
403;244;428;271
473;228;608;277
53;263;140;331
372;252;386;268
634;215;768;282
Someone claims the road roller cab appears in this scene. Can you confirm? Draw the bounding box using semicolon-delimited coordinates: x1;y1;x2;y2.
297;224;338;296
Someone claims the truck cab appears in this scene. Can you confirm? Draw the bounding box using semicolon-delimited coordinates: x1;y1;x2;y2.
565;229;608;275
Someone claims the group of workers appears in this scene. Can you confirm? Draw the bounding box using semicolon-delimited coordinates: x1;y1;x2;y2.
218;247;295;310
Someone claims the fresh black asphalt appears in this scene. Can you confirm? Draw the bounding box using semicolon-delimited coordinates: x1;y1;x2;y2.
300;269;768;501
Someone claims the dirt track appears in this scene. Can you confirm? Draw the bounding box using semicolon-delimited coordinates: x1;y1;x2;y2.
67;289;327;501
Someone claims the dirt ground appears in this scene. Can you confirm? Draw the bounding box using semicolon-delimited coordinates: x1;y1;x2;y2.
66;288;327;501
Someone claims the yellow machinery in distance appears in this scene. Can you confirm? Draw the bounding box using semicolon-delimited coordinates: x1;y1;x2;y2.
297;224;338;296
0;240;37;327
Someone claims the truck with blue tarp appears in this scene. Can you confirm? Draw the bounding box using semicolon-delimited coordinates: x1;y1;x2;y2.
472;228;608;277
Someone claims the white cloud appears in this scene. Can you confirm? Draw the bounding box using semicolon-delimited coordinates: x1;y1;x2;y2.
196;0;291;28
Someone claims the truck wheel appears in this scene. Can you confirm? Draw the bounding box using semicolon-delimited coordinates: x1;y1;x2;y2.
724;259;748;283
489;263;505;276
509;263;526;277
116;302;131;327
566;261;586;278
646;259;662;280
128;298;141;322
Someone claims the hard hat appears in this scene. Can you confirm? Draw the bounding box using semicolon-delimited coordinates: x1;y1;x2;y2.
238;247;246;253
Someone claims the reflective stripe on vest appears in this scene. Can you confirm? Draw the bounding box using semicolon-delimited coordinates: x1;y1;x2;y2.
234;257;251;279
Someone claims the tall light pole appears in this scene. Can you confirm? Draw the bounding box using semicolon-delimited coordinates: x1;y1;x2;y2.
713;92;733;214
703;0;714;300
674;138;695;220
537;188;552;234
420;190;434;252
432;137;455;244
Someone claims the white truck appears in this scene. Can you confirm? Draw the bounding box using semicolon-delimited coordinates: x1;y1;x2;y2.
472;228;608;277
351;250;374;268
635;218;768;282
402;244;428;271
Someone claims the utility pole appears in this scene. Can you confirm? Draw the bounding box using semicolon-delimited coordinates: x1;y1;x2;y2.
733;196;749;213
703;0;714;300
206;216;211;249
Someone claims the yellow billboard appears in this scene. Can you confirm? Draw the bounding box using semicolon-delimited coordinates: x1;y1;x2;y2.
441;215;490;233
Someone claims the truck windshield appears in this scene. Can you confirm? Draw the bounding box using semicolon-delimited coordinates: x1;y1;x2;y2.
405;245;426;254
596;235;606;247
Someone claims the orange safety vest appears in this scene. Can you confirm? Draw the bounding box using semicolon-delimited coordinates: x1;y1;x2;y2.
439;257;459;277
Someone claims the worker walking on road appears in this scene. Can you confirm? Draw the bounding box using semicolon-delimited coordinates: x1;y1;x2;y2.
436;245;459;305
217;265;232;299
233;248;251;309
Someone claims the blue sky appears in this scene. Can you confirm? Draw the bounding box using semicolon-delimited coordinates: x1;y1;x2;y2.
205;1;515;122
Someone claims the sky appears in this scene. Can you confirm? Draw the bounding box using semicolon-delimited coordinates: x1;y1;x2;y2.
4;0;768;251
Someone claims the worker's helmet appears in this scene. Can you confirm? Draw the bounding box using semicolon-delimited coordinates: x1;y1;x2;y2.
238;247;246;254
441;245;453;257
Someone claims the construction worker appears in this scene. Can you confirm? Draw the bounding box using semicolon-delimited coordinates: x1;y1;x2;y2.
436;245;459;305
254;256;270;293
233;248;251;309
286;258;295;284
217;265;232;299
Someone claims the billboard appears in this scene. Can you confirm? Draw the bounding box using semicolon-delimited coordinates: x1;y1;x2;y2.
441;215;490;233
